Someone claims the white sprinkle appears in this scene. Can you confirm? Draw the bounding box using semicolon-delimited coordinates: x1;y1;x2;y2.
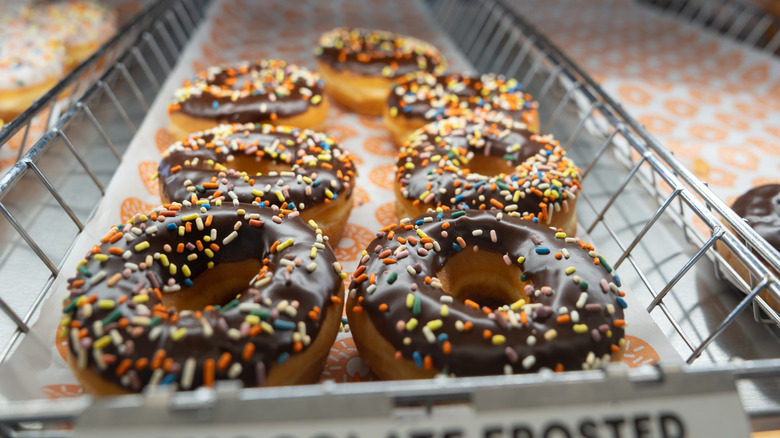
576;292;588;308
149;369;164;387
228;362;243;379
228;328;242;340
422;326;436;343
149;326;162;341
223;231;238;245
182;358;196;389
527;335;536;346
522;355;536;369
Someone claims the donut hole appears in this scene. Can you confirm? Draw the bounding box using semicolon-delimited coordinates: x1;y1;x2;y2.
228;154;294;176
161;259;262;311
462;154;516;177
436;246;526;310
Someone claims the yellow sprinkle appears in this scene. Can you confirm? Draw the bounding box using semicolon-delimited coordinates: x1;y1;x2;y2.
404;162;415;170
276;238;294;252
390;107;398;117
510;299;526;310
169;264;177;275
513;191;522;202
573;324;588;334
311;95;322;105
275;191;285;202
93;254;109;262
555;232;567;239
310;247;318;259
426;320;443;331
97;300;115;310
516;256;525;264
419;191;430;201
252;189;264;197
406;294;414;308
204;248;214;258
261;321;274;334
492;335;506;345
132;294;149;303
440;305;449;317
302;176;312;184
544;329;558;341
416;229;428;239
181;213;198;221
134;241;150;252
245;315;260;325
207;261;214;269
172;327;187;342
324;189;334;199
182;265;191;277
406;318;418;331
160;254;169;267
308;219;319;229
178;226;185;236
565;267;576;275
93;335;111;349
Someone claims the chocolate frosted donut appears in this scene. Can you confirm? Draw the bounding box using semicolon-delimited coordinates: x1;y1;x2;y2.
315;27;446;116
346;209;626;379
60;203;346;394
395;113;580;236
168;59;327;139
158;123;357;245
720;184;780;311
383;72;540;145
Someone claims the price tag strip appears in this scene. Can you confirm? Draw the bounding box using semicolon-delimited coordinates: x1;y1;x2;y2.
73;363;750;437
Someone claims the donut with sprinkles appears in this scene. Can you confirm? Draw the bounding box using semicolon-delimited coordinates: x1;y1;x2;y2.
395;113;580;236
60;203;346;394
383;72;540;145
346;209;626;379
315;27;446;116
167;59;327;140
158;123;357;246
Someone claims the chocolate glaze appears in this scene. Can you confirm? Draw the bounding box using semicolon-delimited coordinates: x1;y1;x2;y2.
386;73;538;123
158;123;356;211
169;60;324;124
732;184;780;250
348;210;626;376
61;204;343;392
315;27;445;78
396;113;579;225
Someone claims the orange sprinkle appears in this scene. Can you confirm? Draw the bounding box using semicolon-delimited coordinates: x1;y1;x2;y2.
555;363;564;372
170;165;182;173
249;325;262;337
464;299;480;310
163;358;174;373
242;343;255;361
116;359;132;377
217;352;232;371
463;321;474;331
378;303;388;312
441;222;450;230
482;329;492;339
556;314;571;324
442;340;452;355
293;341;303;352
330;296;342;305
352;306;363;313
176;243;185;253
108;247;124;256
203;358;215;387
151;350;166;370
205;215;213;227
613;319;626;328
423;355;433;370
611;344;622;353
490;199;504;209
135;357;149;370
520;311;528;325
109;232;123;243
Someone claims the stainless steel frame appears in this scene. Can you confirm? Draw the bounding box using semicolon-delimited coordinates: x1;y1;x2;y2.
0;0;779;434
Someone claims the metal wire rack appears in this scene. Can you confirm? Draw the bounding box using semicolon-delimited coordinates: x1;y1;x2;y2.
0;0;779;434
639;0;780;55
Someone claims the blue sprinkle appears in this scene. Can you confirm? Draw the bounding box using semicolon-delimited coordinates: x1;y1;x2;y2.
342;317;348;325
535;247;551;255
613;274;622;287
161;374;177;385
403;106;412;113
416;219;425;226
616;297;628;309
331;193;338;200
436;212;444;221
211;101;219;109
317;79;325;88
273;320;296;330
454;194;465;202
277;352;290;364
258;201;267;207
167;223;177;230
437;333;448;343
532;217;539;223
412;351;423;368
473;181;486;188
452;243;462;252
184;279;194;287
312;179;322;187
201;203;210;210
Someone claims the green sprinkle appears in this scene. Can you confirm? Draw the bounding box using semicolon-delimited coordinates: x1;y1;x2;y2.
63;300;78;314
412;295;422;315
520;273;528;281
579;280;589;289
250;309;271;319
78;265;92;277
150;316;162;327
598;255;612;272
220;299;240;314
102;308;122;325
388;272;398;284
451;211;466;218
